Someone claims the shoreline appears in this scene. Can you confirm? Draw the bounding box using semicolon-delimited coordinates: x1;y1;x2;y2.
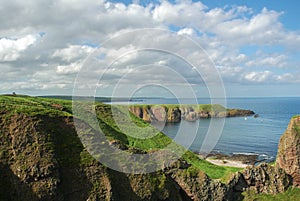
198;152;272;168
206;158;249;168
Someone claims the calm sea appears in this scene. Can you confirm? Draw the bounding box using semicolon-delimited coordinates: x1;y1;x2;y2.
124;97;300;161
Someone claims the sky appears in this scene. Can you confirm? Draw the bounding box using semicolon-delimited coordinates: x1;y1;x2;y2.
0;0;300;98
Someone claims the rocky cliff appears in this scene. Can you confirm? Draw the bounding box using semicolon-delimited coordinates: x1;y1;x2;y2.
129;105;255;123
276;115;300;186
0;96;294;200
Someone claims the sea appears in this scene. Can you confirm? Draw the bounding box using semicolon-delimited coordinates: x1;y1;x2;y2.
109;97;300;162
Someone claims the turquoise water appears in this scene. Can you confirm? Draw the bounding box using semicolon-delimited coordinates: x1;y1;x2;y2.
132;97;300;161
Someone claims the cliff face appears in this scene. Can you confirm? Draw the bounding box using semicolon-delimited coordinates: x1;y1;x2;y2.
276;116;300;186
129;105;255;123
0;113;190;201
0;112;292;201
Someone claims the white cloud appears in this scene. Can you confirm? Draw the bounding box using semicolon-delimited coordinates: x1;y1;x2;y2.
56;62;82;75
52;45;95;62
246;53;287;68
0;0;299;96
0;34;40;61
244;71;273;82
178;28;195;36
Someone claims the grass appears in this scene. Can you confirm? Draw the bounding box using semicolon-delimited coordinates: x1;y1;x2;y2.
183;151;242;180
0;95;72;117
198;104;226;112
242;187;300;201
0;95;241;180
95;103;241;180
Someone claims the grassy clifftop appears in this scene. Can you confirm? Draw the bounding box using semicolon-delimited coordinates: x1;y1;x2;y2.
0;95;239;179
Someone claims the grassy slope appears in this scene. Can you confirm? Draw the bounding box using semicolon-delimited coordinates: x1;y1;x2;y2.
1;95;240;179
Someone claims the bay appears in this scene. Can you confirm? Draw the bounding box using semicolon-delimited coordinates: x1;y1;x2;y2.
131;97;300;161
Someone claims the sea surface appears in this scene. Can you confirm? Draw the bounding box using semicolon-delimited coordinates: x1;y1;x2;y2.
111;97;300;162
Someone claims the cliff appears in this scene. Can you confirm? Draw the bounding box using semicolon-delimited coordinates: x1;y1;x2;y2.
0;96;294;200
129;105;255;123
276;115;300;186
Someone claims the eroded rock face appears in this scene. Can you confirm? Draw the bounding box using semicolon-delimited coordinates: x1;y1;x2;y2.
276;116;300;186
241;163;291;194
167;167;227;201
129;105;254;123
129;105;181;123
225;163;291;200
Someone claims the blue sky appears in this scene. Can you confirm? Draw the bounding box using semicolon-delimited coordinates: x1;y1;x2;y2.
210;0;300;27
0;0;299;97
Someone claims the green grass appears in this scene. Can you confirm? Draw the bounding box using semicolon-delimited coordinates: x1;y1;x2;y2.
182;151;242;180
198;104;226;112
0;95;241;179
0;95;72;117
95;103;241;180
242;187;300;201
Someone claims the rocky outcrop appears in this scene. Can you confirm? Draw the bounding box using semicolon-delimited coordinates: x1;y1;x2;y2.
227;163;291;197
165;162;291;201
129;105;182;123
276;115;300;186
129;105;255;123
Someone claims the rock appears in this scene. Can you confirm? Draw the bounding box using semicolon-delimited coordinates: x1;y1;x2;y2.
184;111;198;122
168;168;227;201
129;105;255;123
166;107;181;122
226;163;292;199
142;106;151;122
276;116;300;186
241;163;291;194
151;105;167;122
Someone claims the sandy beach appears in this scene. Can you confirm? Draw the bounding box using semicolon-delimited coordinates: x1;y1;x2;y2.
199;152;260;168
206;158;250;168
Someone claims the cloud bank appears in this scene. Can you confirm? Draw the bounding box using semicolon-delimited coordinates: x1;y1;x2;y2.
0;0;299;96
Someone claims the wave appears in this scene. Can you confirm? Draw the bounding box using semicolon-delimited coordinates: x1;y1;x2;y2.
232;152;259;156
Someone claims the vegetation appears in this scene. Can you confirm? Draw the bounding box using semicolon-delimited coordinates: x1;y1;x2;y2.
0;95;72;117
242;187;300;201
0;95;241;180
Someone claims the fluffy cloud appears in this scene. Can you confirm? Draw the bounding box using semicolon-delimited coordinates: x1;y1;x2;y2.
52;45;95;62
246;53;287;68
0;34;41;61
0;0;299;96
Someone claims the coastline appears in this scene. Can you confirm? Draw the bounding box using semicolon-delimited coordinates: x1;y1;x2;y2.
199;152;270;168
206;158;249;168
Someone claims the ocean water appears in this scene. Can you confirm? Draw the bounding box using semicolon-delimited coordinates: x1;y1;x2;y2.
128;97;300;161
